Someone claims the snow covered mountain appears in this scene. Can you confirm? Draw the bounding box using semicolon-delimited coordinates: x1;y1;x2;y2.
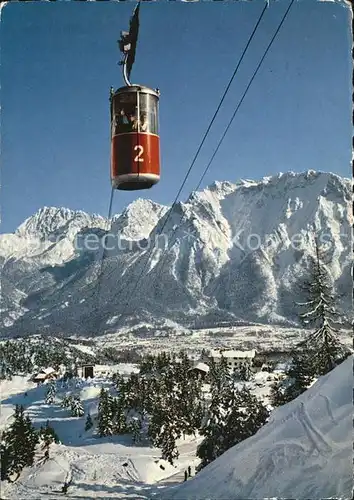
164;354;352;500
0;170;351;338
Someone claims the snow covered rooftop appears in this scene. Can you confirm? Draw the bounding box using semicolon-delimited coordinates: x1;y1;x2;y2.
32;367;56;379
41;367;56;375
188;362;209;373
210;349;256;359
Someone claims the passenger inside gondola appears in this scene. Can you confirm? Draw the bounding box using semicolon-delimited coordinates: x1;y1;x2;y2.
140;112;148;132
129;112;139;131
114;108;133;133
120;109;128;122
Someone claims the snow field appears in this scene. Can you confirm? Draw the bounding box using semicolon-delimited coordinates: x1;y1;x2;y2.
2;352;351;499
0;365;204;499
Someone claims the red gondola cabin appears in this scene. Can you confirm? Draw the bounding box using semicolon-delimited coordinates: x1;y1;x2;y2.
110;85;160;190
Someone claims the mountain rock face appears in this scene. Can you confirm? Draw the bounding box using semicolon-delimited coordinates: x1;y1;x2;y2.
0;170;351;338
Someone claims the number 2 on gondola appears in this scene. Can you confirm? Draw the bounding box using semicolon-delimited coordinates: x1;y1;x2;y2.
134;145;144;162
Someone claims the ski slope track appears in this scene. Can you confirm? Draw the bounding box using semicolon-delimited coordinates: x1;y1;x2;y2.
163;355;353;500
0;170;351;338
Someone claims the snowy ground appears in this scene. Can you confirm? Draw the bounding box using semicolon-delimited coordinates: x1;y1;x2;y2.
1;354;351;499
0;366;204;499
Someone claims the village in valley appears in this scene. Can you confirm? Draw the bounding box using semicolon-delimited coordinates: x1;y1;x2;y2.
30;347;280;384
1;302;350;499
0;336;297;496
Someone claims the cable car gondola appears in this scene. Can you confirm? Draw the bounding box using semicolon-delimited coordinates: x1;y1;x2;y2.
110;3;161;191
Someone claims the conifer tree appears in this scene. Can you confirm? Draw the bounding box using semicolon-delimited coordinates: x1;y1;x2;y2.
85;413;93;431
127;415;142;444
112;371;125;391
269;379;287;408
1;433;12;481
297;237;349;376
1;405;39;481
270;349;317;408
147;403;165;446
111;397;127;435
175;368;203;437
196;411;223;470
208;355;232;397
39;420;59;446
237;362;252;381
97;388;113;436
271;238;350;409
70;395;84;417
61;394;73;409
159;425;179;465
45;380;56;404
38;420;59;459
197;380;233;470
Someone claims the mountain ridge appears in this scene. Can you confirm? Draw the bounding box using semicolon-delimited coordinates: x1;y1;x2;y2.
0;170;351;338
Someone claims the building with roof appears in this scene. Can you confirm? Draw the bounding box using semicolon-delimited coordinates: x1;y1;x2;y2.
209;349;256;372
187;361;210;381
31;367;57;384
78;364;125;379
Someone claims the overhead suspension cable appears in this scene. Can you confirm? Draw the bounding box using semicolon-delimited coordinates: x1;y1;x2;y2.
195;0;295;191
159;0;269;214
150;0;295;290
89;186;115;334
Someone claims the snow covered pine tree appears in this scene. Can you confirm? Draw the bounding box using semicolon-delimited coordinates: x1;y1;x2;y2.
1;405;38;482
71;395;84;417
271;236;350;407
296;236;350;376
45;380;56;404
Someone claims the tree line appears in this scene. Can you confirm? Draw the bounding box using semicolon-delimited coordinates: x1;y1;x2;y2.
0;337;95;380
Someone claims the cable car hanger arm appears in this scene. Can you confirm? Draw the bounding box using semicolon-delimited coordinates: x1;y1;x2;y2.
118;2;141;86
119;53;131;87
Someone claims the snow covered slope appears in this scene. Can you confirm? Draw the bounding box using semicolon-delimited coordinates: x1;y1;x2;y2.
164;355;353;500
0;171;351;337
0;368;201;500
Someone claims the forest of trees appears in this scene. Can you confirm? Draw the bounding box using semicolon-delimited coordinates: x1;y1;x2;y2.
0;338;143;381
0;337;96;380
92;351;269;468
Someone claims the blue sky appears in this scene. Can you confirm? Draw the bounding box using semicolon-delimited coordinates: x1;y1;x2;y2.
1;0;352;233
